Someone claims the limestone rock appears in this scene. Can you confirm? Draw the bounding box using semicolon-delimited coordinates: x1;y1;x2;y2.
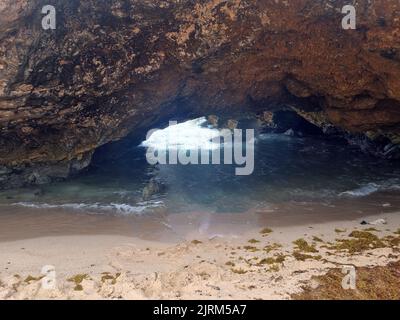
142;178;165;201
226;119;239;130
0;0;399;187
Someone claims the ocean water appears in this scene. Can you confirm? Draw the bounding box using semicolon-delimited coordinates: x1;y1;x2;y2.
1;117;400;217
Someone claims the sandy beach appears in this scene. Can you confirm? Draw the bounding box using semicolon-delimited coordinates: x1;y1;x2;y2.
0;208;399;300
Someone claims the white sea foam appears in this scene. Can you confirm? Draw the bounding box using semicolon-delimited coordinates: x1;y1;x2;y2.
258;133;295;141
340;183;380;197
339;180;400;198
13;201;164;215
141;117;223;151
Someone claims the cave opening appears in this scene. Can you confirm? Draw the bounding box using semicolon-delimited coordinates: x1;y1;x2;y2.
1;104;399;223
3;107;398;221
0;100;400;252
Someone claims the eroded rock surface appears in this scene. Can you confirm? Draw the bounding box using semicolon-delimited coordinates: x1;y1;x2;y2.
0;0;400;187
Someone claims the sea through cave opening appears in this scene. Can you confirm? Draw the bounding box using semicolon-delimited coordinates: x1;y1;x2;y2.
1;105;400;240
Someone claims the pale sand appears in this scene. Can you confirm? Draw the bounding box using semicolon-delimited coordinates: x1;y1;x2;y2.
0;211;399;300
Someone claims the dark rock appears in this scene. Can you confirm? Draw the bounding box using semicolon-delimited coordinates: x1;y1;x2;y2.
226;119;239;130
273;111;323;136
207;115;219;128
142;178;165;201
0;1;399;188
0;152;92;189
383;144;400;159
33;188;44;197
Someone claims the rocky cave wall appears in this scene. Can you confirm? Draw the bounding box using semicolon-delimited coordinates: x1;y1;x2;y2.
0;0;400;188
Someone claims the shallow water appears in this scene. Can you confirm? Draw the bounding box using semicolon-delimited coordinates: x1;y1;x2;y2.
1;118;400;218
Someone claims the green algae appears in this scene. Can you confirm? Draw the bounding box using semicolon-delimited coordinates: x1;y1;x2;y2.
24;275;43;283
263;243;282;253
231;268;247;274
243;245;259;252
101;272;121;285
327;231;386;254
67;274;90;291
293;238;318;253
258;254;285;265
248;239;260;244
292;252;322;261
312;236;324;243
260;228;273;235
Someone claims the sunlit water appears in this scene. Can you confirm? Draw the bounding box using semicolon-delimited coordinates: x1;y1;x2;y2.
1;118;400;217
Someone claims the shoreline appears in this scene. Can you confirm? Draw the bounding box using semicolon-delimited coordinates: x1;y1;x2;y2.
0;210;399;299
1;193;399;242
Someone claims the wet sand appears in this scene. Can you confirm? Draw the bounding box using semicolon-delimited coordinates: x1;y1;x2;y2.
1;191;399;242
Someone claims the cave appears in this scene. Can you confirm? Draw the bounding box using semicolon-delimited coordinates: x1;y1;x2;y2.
0;0;400;228
0;0;400;300
0;0;399;232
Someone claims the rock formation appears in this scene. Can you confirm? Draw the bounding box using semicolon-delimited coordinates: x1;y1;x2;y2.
0;0;399;188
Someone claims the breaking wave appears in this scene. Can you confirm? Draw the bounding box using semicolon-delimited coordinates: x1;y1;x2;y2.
339;180;400;198
140;117;222;151
12;200;164;215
